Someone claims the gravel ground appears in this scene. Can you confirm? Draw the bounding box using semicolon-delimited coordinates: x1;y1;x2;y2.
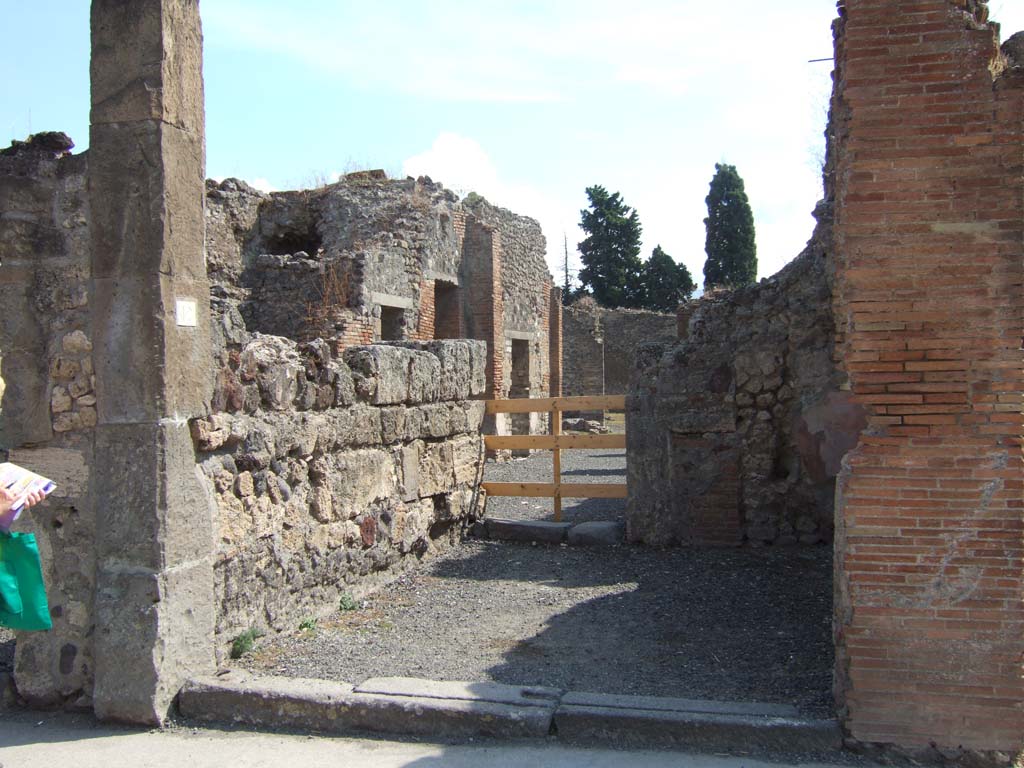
235;539;835;717
482;448;627;523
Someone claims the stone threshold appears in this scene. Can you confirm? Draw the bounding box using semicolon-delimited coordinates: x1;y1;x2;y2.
473;518;625;546
178;672;841;752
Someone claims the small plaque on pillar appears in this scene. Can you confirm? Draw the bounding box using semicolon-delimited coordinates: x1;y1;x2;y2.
176;299;198;328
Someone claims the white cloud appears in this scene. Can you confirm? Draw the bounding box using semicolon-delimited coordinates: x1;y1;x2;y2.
249;177;276;193
199;0;785;103
403;133;500;197
403;133;582;282
203;1;841;283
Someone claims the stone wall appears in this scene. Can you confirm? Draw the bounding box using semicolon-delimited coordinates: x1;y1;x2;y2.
0;134;96;708
627;209;853;547
193;332;487;645
563;301;677;401
831;1;1024;756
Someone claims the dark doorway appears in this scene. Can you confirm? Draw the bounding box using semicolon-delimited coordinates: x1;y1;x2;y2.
380;305;404;341
434;281;460;339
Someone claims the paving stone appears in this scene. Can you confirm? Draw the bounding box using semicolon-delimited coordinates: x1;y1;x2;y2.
354;677;562;707
560;691;798;717
485;518;570;544
567;521;624;546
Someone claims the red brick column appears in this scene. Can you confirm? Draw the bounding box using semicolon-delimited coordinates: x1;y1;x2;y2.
415;278;435;341
832;1;1024;753
463;219;504;400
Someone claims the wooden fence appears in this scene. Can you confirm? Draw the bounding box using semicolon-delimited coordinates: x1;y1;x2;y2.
481;395;627;522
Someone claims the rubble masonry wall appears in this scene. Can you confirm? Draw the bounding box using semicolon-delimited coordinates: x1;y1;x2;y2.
0;136;95;708
626;213;853;546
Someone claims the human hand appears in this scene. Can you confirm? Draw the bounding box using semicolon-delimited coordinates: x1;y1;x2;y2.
0;487;15;517
0;487;45;516
21;489;46;509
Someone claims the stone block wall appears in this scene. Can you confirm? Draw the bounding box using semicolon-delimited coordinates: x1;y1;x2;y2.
627;212;853;547
831;1;1024;756
193;333;487;645
0;134;96;707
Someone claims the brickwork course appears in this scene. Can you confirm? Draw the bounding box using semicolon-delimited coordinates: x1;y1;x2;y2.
831;0;1024;755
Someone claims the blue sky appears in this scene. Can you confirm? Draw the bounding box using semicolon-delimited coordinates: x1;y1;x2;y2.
3;2;1023;288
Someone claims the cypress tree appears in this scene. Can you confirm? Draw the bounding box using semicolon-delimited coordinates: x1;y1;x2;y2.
702;163;757;290
577;185;644;308
640;245;695;312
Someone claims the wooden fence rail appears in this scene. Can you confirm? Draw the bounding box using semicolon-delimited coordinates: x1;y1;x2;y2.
481;394;627;522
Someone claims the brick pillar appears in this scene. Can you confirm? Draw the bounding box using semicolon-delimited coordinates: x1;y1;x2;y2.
463;219;504;401
89;0;216;724
832;1;1024;753
549;286;562;397
415;278;435;340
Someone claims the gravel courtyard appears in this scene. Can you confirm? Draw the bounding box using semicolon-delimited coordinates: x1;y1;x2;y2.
482;447;628;524
233;449;836;717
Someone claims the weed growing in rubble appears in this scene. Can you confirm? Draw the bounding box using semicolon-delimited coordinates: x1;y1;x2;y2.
339;593;359;612
230;626;265;659
298;617;318;632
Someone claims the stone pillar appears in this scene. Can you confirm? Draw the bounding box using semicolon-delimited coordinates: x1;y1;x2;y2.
832;0;1024;755
89;0;216;724
548;287;562;397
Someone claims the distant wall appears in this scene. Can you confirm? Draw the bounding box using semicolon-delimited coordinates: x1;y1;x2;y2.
205;180;560;437
563;303;677;401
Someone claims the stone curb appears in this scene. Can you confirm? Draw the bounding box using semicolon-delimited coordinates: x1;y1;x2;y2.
179;672;556;740
480;518;624;546
177;673;841;753
553;704;842;752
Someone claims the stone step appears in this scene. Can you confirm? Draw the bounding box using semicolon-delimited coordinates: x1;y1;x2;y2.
553;690;841;752
478;518;624;545
354;676;562;707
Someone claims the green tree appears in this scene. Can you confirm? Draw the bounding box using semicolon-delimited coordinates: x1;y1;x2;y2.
640;245;695;312
702;163;757;290
577;185;644;308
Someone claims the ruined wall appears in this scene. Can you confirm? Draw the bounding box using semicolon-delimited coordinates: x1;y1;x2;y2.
0;134;95;707
563;301;677;400
205;176;464;349
193;332;487;645
205;179;559;422
627;212;849;547
831;1;1024;756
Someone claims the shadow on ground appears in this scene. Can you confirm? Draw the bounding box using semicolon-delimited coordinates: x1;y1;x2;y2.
437;542;835;715
237;539;834;717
